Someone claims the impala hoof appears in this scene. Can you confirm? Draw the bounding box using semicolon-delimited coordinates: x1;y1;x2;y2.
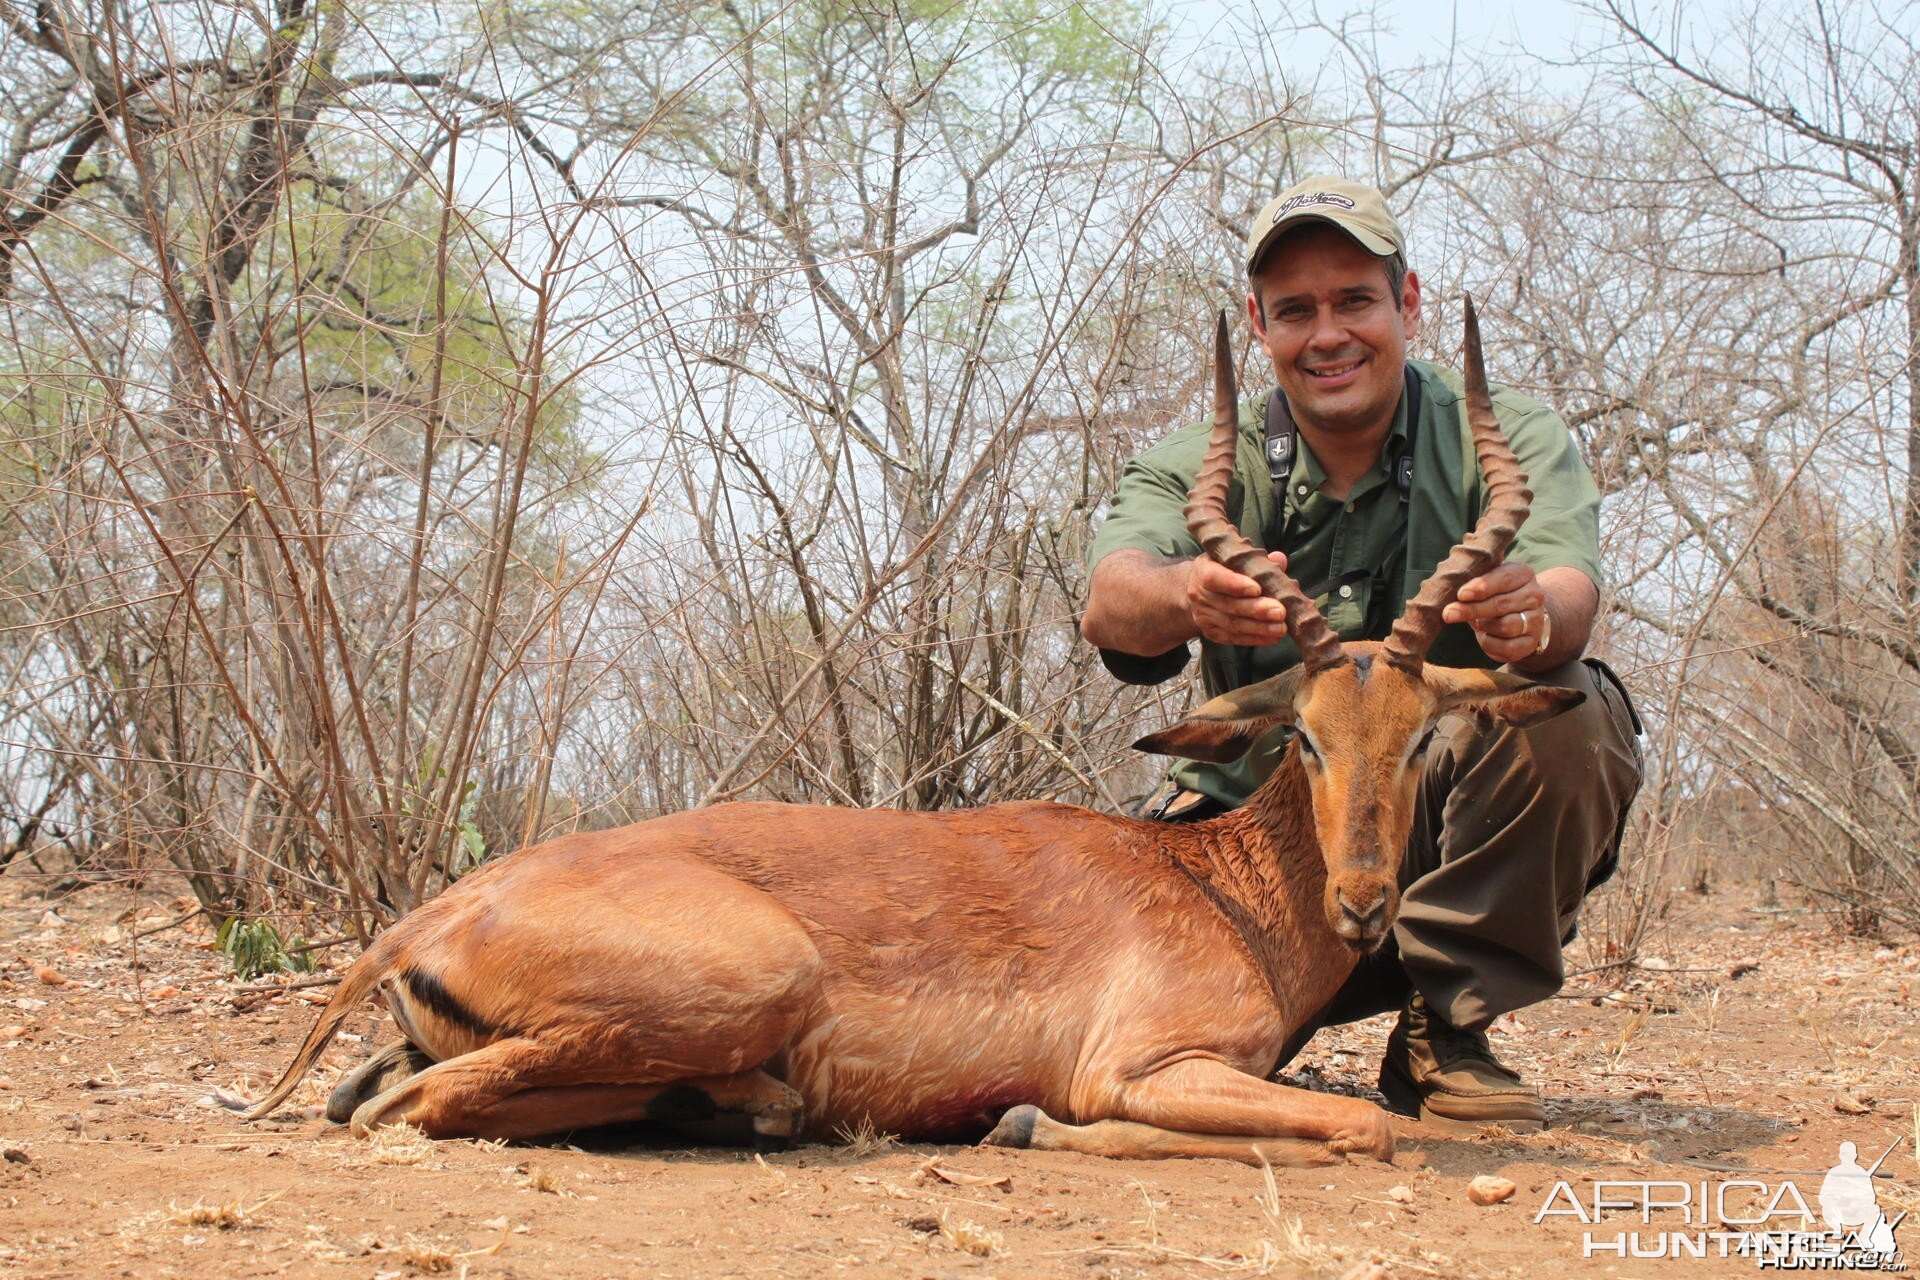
981;1104;1040;1149
1331;1104;1396;1162
327;1041;433;1124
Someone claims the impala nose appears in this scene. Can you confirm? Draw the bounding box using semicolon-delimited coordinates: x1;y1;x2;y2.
1334;891;1388;950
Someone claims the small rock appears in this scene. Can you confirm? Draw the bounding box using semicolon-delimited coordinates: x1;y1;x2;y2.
33;966;66;987
1341;1263;1396;1280
2;1148;28;1164
1386;1185;1415;1204
149;985;180;999
1833;1093;1872;1115
35;911;67;929
1729;960;1761;979
1468;1175;1517;1206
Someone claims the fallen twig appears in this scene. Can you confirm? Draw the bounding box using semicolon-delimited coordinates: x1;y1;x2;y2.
285;935;351;955
232;974;342;994
230;973;342;1009
133;903;207;940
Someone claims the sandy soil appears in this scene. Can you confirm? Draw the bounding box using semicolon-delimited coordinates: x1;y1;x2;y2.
0;873;1913;1280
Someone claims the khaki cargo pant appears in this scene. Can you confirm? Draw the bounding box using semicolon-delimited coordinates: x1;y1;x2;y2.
1152;657;1644;1047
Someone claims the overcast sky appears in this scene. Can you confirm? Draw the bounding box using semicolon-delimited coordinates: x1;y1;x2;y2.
1159;0;1748;85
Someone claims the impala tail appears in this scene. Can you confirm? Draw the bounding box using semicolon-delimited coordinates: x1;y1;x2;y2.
239;926;408;1121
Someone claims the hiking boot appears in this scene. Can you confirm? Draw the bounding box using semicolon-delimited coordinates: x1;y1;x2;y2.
1378;994;1546;1134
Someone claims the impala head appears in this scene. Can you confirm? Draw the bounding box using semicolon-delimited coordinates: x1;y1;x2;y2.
1135;303;1583;953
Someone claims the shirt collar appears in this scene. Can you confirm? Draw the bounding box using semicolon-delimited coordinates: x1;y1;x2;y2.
1291;373;1412;491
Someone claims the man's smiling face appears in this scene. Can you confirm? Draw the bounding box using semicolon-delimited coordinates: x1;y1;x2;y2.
1247;222;1422;438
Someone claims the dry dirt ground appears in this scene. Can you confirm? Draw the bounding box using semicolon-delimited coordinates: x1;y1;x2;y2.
0;873;1913;1280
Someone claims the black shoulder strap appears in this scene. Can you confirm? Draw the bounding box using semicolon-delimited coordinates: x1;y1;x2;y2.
1396;365;1422;499
1262;386;1295;483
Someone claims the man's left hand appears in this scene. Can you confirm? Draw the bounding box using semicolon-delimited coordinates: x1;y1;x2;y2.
1443;561;1547;665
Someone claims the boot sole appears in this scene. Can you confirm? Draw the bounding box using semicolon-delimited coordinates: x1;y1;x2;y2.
1378;1056;1545;1135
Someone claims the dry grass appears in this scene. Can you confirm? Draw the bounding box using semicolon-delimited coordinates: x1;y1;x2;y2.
166;1188;286;1229
1608;1006;1651;1070
364;1122;437;1166
935;1207;1002;1257
514;1161;569;1195
1253;1155;1342;1273
392;1228;508;1273
834;1114;900;1157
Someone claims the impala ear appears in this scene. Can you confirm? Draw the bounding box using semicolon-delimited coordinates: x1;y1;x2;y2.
1133;670;1304;763
1433;668;1584;729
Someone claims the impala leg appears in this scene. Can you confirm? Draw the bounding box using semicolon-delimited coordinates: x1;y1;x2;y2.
386;1069;802;1145
982;1106;1343;1167
986;1058;1392;1164
326;1040;436;1124
349;1038;804;1144
614;1069;807;1150
350;1038;548;1138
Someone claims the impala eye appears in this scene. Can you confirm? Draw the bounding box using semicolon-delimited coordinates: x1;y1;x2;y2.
1296;733;1320;763
1411;726;1439;757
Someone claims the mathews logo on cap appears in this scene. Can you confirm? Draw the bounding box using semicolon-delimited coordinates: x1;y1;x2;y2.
1246;176;1405;272
1275;192;1356;221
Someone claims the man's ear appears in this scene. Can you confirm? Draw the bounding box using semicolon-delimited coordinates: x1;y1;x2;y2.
1133;670;1303;763
1431;667;1584;729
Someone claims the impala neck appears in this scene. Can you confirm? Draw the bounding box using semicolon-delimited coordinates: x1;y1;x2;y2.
1177;744;1361;1030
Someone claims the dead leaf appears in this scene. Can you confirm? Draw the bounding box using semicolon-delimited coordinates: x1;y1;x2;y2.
1833;1093;1872;1115
925;1165;1012;1190
33;967;66;987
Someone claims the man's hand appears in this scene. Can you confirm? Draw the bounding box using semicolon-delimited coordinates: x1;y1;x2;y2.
1081;548;1296;657
1443;561;1596;671
1443;561;1546;664
1187;551;1292;647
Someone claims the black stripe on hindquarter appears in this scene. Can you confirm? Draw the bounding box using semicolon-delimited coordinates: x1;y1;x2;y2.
400;967;500;1038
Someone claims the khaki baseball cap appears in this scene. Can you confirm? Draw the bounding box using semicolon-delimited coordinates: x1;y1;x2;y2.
1245;175;1406;273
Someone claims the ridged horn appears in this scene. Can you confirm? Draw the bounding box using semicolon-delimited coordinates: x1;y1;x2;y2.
1380;295;1533;673
1183;312;1347;674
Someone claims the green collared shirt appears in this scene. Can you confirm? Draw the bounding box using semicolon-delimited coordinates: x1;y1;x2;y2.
1087;357;1602;806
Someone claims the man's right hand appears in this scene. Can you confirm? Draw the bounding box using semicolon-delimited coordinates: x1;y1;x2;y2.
1187;551;1292;647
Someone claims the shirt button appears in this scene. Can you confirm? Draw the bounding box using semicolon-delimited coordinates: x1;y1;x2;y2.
1338;584;1354;599
1345;502;1355;513
1295;483;1309;497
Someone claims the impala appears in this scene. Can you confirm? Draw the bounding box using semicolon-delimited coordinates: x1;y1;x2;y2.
245;300;1579;1166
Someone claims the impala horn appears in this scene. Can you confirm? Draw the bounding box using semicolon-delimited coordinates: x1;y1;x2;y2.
1183;312;1347;674
1380;294;1533;673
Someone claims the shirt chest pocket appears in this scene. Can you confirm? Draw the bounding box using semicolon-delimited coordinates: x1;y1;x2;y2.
1314;576;1374;642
